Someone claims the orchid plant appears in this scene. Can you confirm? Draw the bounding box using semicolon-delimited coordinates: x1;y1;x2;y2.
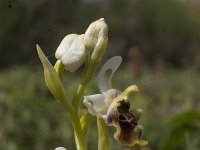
36;18;148;150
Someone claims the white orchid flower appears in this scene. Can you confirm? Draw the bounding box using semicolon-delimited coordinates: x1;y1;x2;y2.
55;34;86;72
83;56;148;146
55;147;67;150
83;56;122;117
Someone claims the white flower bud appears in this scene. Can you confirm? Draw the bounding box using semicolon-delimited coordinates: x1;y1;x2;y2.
55;147;67;150
55;34;86;72
84;18;108;51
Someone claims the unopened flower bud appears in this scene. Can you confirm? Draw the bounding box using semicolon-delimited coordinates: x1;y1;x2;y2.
84;18;108;51
55;34;86;72
91;35;108;63
55;147;67;150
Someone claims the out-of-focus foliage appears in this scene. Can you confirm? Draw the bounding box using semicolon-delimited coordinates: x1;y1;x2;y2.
0;0;200;68
0;0;80;68
159;111;200;150
0;67;76;150
0;66;200;150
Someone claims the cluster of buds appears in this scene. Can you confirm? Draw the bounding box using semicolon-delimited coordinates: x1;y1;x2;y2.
55;18;108;72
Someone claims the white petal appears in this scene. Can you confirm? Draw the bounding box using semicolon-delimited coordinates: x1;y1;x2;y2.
55;34;78;59
83;94;106;116
103;89;121;106
97;56;122;93
55;147;67;150
55;34;86;72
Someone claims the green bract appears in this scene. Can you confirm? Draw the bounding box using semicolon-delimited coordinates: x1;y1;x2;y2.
36;45;73;115
97;117;110;150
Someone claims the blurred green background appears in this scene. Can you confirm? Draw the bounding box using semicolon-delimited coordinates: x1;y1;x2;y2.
0;0;200;149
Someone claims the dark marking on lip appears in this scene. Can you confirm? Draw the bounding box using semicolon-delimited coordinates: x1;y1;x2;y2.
119;112;138;133
117;101;130;113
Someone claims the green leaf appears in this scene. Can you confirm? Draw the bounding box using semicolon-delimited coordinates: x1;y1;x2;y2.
36;44;73;114
159;111;200;150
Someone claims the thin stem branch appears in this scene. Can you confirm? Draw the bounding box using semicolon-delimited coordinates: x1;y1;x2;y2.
72;75;91;110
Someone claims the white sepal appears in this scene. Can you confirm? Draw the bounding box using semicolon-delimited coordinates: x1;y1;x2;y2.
97;56;122;93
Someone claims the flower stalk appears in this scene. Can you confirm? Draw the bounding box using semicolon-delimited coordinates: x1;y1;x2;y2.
72;74;92;110
70;111;87;150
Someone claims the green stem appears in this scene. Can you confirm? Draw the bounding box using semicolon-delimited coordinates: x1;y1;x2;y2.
70;111;87;150
72;42;106;109
72;76;91;109
72;60;100;110
71;45;107;148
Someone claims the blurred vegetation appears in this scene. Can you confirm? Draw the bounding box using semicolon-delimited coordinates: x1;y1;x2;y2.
1;0;200;68
0;66;200;149
1;0;200;149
